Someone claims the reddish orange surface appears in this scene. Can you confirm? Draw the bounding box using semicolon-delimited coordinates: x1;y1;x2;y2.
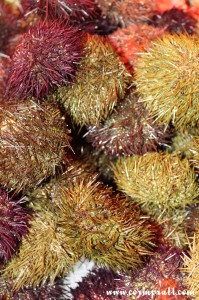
156;0;188;12
155;279;187;300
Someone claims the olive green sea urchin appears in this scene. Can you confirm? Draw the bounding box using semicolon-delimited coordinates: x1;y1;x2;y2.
56;34;131;127
54;174;156;271
134;34;199;129
113;152;199;214
2;199;78;290
112;152;199;247
27;164;156;272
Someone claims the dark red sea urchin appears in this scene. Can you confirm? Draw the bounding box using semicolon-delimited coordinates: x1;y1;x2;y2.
0;189;29;263
0;278;65;300
70;267;118;300
49;0;99;22
149;8;197;35
6;20;84;100
85;93;171;158
22;0;99;22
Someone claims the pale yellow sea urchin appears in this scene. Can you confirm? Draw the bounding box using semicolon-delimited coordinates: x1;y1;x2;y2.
134;34;199;129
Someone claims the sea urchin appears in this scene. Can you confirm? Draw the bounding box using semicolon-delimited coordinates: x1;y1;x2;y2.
0;189;29;263
6;20;84;100
134;34;199;129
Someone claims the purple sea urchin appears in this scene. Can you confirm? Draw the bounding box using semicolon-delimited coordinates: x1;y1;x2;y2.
149;8;197;35
6;20;84;100
85;93;170;158
21;0;116;36
134;34;199;129
22;0;99;22
46;0;98;21
70;245;188;300
0;278;65;300
0;189;29;263
69;266;117;300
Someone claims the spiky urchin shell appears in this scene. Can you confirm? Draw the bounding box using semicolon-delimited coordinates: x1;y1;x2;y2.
112;152;199;214
134;34;199;129
6;20;84;100
0;278;65;300
85;93;170;158
0;189;30;263
22;0;99;22
28;164;157;272
183;229;199;299
0;100;72;192
56;34;131;127
2;199;78;291
96;0;157;27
